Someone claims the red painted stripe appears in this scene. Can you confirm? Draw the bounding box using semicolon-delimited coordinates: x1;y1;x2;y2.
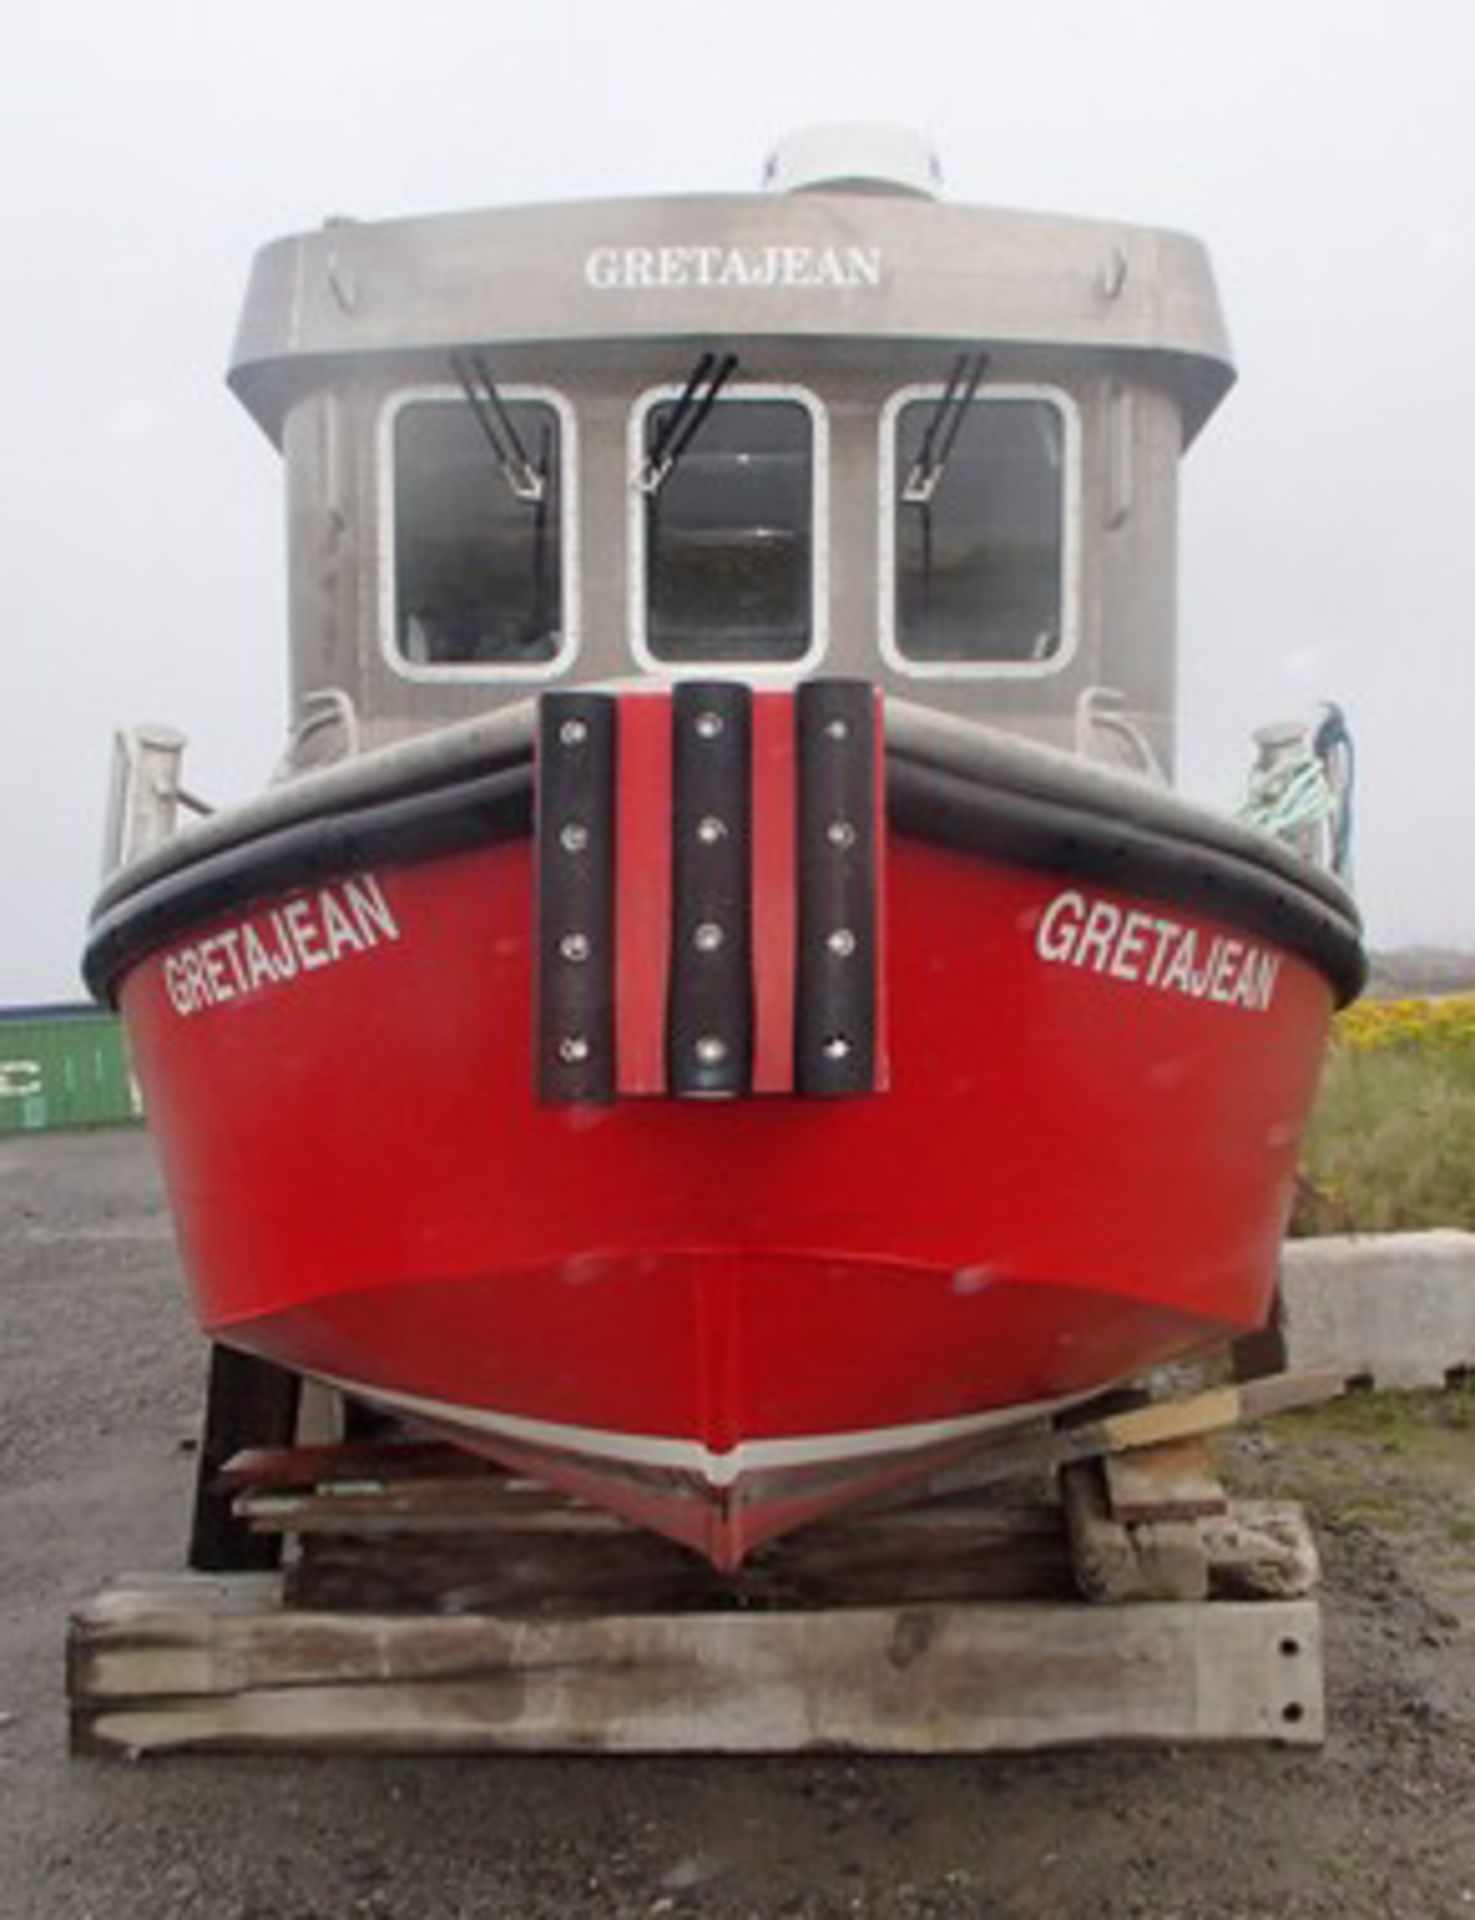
750;691;797;1094
615;693;673;1096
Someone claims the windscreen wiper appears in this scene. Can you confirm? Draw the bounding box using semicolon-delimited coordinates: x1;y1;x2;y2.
640;350;739;494
901;350;990;505
450;350;546;503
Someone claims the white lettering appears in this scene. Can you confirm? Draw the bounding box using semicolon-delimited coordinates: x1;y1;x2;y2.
845;245;883;287
1076;900;1122;972
1160;931;1199;996
160;872;400;1018
345;874;401;946
320;890;365;960
217;927;250;995
1035;890;1086;964
1110;910;1152;982
285;898;329;971
164;956;193;1015
1245;951;1281;1012
780;245;811;286
1209;939;1243;1004
1144;917;1178;986
243;923;278;990
582;242;887;293
1032;888;1280;1014
268;910;299;981
183;948;211;1007
202;937;236;1003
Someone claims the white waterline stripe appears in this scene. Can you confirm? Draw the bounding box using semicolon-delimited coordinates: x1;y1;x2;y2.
312;1371;1085;1488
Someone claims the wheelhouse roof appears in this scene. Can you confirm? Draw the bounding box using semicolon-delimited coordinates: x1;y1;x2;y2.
229;189;1234;445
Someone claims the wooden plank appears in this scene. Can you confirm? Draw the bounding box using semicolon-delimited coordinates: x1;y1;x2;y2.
216;1439;497;1494
1089;1371;1344;1456
238;1480;625;1535
285;1503;1072;1616
68;1583;1323;1755
858;1370;1345;1514
1103;1439;1229;1523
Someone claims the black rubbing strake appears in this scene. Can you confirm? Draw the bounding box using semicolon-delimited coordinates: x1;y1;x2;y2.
795;680;879;1095
536;692;617;1103
82;763;532;1005
667;682;753;1096
82;718;1366;1015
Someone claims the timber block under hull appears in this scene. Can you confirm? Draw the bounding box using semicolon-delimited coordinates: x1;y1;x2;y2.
68;1577;1323;1756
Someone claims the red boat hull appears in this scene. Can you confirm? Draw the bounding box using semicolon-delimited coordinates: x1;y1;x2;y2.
119;826;1333;1566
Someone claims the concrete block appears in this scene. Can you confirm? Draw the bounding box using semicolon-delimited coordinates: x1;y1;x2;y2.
1277;1231;1475;1389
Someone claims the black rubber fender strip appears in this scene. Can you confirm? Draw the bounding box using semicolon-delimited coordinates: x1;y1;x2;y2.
535;694;618;1104
795;680;879;1095
83;761;532;1005
886;753;1366;1007
666;683;754;1097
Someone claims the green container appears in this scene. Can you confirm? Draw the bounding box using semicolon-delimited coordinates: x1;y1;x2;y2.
0;1004;142;1134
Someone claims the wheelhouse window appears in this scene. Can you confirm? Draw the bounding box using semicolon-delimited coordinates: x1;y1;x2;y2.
635;378;822;667
387;374;570;675
886;381;1073;672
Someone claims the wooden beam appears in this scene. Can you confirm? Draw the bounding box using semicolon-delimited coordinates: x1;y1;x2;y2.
1102;1439;1230;1524
188;1346;301;1573
68;1579;1324;1756
284;1502;1073;1616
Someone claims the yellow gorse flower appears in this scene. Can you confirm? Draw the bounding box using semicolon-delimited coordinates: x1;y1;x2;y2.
1334;993;1475;1055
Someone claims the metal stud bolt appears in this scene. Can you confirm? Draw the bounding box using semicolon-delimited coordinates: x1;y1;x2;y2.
696;815;727;845
825;717;850;743
694;1035;728;1068
822;1035;852;1063
693;922;724;955
694;710;724;741
559;822;589;854
559;933;591;964
558;1035;591;1064
559;717;589;748
827;928;857;959
826;819;857;851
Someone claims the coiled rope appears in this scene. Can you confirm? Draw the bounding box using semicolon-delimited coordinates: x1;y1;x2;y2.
1239;703;1355;884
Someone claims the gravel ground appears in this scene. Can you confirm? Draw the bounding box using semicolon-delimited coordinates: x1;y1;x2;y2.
2;1129;1473;1920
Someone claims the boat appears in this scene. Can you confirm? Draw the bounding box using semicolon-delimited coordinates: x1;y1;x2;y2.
85;128;1364;1569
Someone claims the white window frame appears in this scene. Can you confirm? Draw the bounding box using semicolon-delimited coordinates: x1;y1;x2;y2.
376;382;580;685
627;381;829;679
877;382;1081;681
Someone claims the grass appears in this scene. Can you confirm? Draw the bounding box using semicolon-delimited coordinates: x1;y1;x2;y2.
1291;994;1475;1235
1224;1378;1475;1550
1283;1372;1475;1441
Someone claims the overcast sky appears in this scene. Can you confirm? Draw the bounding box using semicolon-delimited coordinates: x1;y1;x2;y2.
3;0;1471;1002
